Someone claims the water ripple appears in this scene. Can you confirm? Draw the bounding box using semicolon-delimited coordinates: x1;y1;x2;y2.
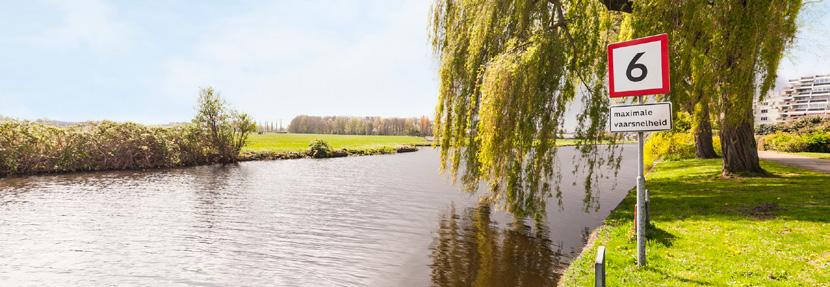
0;147;636;286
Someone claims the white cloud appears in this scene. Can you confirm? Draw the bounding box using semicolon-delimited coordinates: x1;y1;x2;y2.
158;0;437;122
26;0;133;53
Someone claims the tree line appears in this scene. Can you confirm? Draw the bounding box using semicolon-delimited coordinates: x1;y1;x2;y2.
256;121;287;133
288;115;433;136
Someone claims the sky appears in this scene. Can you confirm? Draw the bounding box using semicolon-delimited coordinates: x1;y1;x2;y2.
0;0;827;125
778;0;830;86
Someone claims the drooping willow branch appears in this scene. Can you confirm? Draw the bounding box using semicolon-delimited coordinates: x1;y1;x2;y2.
429;0;625;220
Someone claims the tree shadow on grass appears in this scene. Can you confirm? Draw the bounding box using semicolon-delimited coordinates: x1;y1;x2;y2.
646;223;676;247
647;266;714;286
605;159;830;225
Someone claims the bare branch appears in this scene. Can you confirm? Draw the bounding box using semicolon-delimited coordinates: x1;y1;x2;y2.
599;0;633;13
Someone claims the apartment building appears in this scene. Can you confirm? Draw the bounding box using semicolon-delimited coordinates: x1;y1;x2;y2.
755;74;830;126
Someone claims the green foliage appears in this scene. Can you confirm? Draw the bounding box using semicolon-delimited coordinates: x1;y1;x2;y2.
758;117;830;153
627;0;802;174
710;0;801;126
429;0;804;216
803;132;830;153
561;159;830;286
756;116;830;135
243;133;428;153
761;131;830;153
307;139;332;158
0;120;213;175
644;131;721;167
288;115;432;136
673;111;692;132
0;87;256;175
761;132;808;152
430;0;623;218
756;124;776;135
623;1;719;109
192;87;256;163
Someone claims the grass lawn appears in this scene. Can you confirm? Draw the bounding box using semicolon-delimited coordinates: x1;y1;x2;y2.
242;133;429;153
790;152;830;160
560;159;829;286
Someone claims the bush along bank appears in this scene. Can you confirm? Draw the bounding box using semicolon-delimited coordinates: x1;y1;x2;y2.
639;111;723;168
237;140;419;161
0;87;256;176
643;130;722;168
756;116;830;153
758;131;830;153
0;120;212;175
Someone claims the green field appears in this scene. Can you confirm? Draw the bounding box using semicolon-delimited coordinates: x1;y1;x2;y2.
242;133;429;153
242;134;624;154
560;159;829;286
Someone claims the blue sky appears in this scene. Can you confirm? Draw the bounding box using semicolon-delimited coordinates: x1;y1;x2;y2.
0;0;827;124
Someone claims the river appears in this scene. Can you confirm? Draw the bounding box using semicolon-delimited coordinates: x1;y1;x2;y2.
0;147;637;286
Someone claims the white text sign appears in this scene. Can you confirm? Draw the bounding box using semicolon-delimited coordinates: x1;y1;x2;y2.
609;103;673;133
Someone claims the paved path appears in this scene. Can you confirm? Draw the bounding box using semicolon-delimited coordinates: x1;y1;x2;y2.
758;151;830;173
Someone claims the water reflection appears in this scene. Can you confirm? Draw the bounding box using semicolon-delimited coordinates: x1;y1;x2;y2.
430;204;563;287
0;148;636;286
192;164;238;230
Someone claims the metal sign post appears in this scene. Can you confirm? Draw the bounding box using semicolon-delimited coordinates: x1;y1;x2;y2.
609;100;672;267
636;96;646;266
607;34;672;268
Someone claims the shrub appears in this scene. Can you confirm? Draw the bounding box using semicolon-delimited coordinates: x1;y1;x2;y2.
644;131;721;167
0;120;214;175
307;140;332;158
756;124;776;135
0;87;255;176
802;132;830;152
786;116;826;133
758;116;830;135
761;132;807;152
673;111;692;132
192;87;256;163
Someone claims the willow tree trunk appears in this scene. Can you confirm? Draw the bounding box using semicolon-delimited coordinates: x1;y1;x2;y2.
693;101;718;159
719;108;762;176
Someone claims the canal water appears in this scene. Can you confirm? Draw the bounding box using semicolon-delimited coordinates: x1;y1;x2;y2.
0;147;636;286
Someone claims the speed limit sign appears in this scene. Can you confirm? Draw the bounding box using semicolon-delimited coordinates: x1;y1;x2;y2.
608;34;670;98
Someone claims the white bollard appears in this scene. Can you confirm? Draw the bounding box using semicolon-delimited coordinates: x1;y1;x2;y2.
595;246;606;287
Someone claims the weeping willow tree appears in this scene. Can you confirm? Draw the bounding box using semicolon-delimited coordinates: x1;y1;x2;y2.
430;0;803;219
430;0;625;219
624;1;802;171
621;1;720;159
710;0;801;175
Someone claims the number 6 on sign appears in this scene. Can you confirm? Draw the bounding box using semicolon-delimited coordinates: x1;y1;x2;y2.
608;34;670;98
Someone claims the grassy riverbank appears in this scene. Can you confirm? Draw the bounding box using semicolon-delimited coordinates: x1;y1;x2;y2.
242;133;429;153
241;134;609;153
238;133;429;160
560;159;829;286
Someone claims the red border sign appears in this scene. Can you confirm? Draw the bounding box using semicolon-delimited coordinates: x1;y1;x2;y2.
607;34;670;98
